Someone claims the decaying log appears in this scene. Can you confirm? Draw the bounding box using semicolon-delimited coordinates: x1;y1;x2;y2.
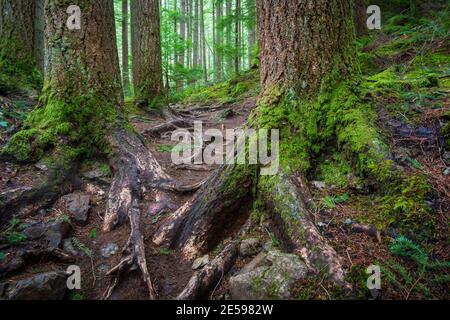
153;164;253;260
177;242;239;300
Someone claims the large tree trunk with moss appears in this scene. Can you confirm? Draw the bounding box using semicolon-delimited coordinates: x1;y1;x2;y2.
0;0;41;92
1;0;200;299
131;0;164;108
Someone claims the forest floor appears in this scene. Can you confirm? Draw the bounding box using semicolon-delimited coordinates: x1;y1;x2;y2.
0;14;449;300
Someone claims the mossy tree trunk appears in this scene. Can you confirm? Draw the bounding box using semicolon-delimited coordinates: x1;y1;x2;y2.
0;0;42;92
131;0;164;108
157;0;365;292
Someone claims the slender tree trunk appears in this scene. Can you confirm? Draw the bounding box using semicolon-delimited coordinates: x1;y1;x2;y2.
234;0;241;74
132;0;164;108
186;0;192;69
131;0;139;92
353;0;367;37
34;0;45;75
214;0;223;81
122;0;131;96
0;0;41;92
200;0;207;82
180;0;186;69
193;0;199;68
246;0;256;68
225;0;232;75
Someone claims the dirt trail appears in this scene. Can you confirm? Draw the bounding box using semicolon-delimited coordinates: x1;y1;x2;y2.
0;97;255;300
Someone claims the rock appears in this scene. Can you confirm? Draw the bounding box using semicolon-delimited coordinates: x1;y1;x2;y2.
60;193;91;224
239;238;262;257
312;181;326;190
101;243;119;258
63;238;79;256
192;255;209;270
442;151;450;163
98;264;110;274
44;220;71;248
345;218;353;225
443;167;450;176
229;250;308;300
1;271;67;300
21;220;46;240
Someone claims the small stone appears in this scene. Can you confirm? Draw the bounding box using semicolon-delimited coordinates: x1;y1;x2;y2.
101;243;119;258
239;238;262;257
192;255;209;270
98;264;110;274
345;218;353;225
443;167;450;176
63;238;79;256
44;220;71;248
443;152;450;163
312;181;326;190
21;220;46;240
2;271;67;300
60;193;91;224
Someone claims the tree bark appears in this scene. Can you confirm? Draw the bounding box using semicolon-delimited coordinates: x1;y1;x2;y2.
193;0;199;68
122;0;131;96
200;0;207;82
0;0;41;92
257;0;357;97
131;0;164;108
234;0;241;74
246;0;256;67
353;0;367;37
34;0;45;75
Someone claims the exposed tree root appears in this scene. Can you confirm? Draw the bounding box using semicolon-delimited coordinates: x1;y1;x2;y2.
103;124;202;299
177;242;238;300
260;171;352;290
103;199;157;300
153;164;253;260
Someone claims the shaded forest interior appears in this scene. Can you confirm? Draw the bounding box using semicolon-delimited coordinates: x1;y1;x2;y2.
0;0;449;300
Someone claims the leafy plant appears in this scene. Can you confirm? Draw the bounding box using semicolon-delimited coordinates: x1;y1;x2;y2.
89;229;97;239
0;252;6;262
72;238;93;258
390;236;428;271
6;231;27;244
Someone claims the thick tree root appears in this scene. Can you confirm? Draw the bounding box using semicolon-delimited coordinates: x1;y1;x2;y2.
260;171;351;290
153;164;253;260
177;242;238;300
103;125;196;299
103;199;157;300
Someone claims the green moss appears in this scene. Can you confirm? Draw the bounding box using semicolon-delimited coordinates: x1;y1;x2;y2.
0;38;42;93
2;83;117;163
182;69;259;105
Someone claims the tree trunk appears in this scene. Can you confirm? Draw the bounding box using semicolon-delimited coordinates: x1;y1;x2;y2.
34;0;45;75
200;0;207;82
225;0;233;75
353;0;367;37
234;0;241;74
132;0;164;108
257;0;357;97
131;0;139;92
193;0;199;68
246;0;256;67
214;0;223;81
122;0;131;96
0;0;41;92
